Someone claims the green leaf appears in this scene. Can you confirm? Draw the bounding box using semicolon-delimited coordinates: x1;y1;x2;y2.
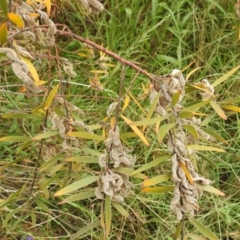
54;175;100;196
187;233;207;240
105;195;112;238
187;145;225;152
44;84;59;110
183;125;199;139
0;136;31;142
0;23;7;45
172;90;182;107
189;218;219;240
131;155;170;175
58;190;96;204
143;173;171;187
173;222;181;240
158;123;176;142
184;100;211;112
112;202;129;218
70;222;99;240
35;198;50;212
32;130;58;140
68;131;104;141
212;65;240;87
210;101;227;120
196;183;225;196
141;186;174;193
179;111;194;118
40;152;65;172
115;167;148;179
130;115;169;126
66;156;98;163
200;127;228;144
0;0;8;16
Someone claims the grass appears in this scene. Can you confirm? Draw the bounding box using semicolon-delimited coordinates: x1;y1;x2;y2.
0;0;240;239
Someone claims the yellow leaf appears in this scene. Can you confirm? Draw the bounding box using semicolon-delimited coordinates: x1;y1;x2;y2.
179;161;194;185
222;105;240;113
141;186;174;193
20;56;40;83
186;67;203;81
0;23;7;45
44;0;51;15
130;115;169;126
110;116;116;128
187;145;225;152
212;65;240;87
121;115;149;146
122;95;130;112
128;91;147;115
8;13;24;29
44;84;59;110
210;101;227;120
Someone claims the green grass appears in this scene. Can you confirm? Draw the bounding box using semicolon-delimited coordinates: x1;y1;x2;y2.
1;0;240;239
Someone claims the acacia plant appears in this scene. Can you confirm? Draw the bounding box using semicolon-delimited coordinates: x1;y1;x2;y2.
0;0;240;239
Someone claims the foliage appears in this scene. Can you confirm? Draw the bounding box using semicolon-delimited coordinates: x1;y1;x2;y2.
0;0;240;239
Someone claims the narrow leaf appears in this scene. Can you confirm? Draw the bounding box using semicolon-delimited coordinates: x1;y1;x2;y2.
40;152;64;172
2;113;42;119
200;127;228;144
189;218;219;240
185;100;211;112
183;125;199;139
115;167;148;180
212;65;240;87
132;155;170;175
122;95;130;112
173;223;181;240
187;233;207;240
8;13;24;29
20;56;40;82
186;67;203;81
70;222;99;240
179;111;194;118
130;115;169;126
44;0;51;15
196;183;225;196
105;195;112;238
143;173;171;187
210;101;227;120
222;105;240;113
172;90;182;107
58;190;96;204
121;114;149;146
44;84;59;110
0;136;31;142
68;131;104;141
179;161;194;185
187;145;225;152
0;23;7;45
54;176;100;196
112;202;129;218
141;186;174;193
142;91;161;131
66;156;98;163
32;130;58;140
158;123;176;142
0;0;8;16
